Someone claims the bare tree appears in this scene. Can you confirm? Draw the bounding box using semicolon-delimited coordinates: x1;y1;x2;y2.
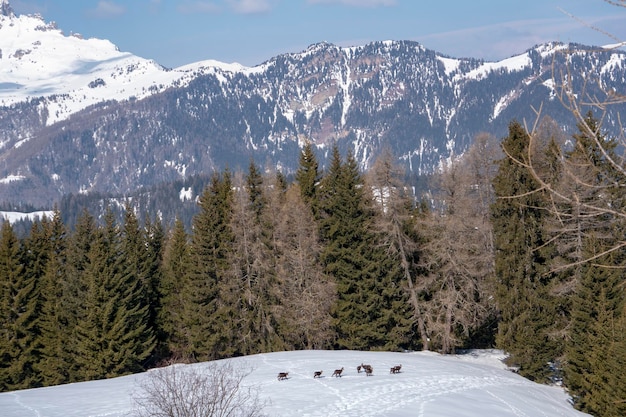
523;0;626;271
228;169;283;354
419;134;499;353
272;185;336;350
133;361;266;417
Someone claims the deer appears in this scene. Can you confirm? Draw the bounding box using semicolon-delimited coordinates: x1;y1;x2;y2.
331;367;344;377
277;372;289;380
358;363;371;373
390;364;402;374
313;370;323;378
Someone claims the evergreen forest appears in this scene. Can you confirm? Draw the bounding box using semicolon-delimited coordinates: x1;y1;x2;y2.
2;115;626;417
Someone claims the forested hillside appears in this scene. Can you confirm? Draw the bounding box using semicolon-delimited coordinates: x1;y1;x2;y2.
2;114;626;416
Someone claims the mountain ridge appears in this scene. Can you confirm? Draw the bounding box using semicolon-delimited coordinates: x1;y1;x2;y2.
1;2;625;207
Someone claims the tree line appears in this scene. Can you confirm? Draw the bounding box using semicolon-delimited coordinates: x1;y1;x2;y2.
1;117;625;415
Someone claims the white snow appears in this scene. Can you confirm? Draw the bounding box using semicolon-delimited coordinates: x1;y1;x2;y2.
464;54;532;81
437;56;461;76
493;90;517;119
0;210;53;223
0;349;589;417
179;186;193;202
601;53;625;74
0;174;26;184
0;11;259;125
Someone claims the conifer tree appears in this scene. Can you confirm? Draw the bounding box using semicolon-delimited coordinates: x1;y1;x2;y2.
295;141;321;213
36;208;73;386
366;149;426;350
185;171;236;360
143;215;165;363
73;208;154;380
0;221;40;390
120;204;158;365
159;217;191;360
319;146;411;350
63;209;97;382
491;121;558;381
561;112;626;414
420;139;498;353
605;302;626;416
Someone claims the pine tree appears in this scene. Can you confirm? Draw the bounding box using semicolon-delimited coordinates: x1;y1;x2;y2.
73;208;154;381
159;217;191;360
143;215;165;364
491;121;559;381
319;146;411;350
36;208;73;386
562;112;626;414
185;171;236;360
63;209;97;382
366;149;425;350
295;141;321;214
0;221;40;390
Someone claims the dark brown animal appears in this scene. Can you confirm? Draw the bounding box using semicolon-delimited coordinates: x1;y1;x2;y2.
331;367;344;377
277;372;289;380
363;364;373;376
313;370;323;378
357;364;362;373
390;365;402;374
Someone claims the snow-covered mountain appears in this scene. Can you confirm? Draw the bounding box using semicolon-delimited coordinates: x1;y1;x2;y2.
1;0;626;207
0;349;591;417
0;0;254;125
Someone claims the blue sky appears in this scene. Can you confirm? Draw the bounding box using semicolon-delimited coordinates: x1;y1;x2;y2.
10;0;626;68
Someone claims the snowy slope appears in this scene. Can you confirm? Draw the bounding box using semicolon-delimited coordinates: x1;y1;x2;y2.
0;210;52;223
0;350;590;417
0;1;257;125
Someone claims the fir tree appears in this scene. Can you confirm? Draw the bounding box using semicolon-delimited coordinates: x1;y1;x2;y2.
143;215;165;364
562;112;626;414
319;146;410;350
73;208;154;381
0;221;40;390
185;171;236;360
36;208;73;386
120;204;158;366
63;209;97;382
159;217;191;360
491;121;558;381
295;141;321;214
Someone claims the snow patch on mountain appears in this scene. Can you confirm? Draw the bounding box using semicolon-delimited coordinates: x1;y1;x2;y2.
0;174;24;183
437;56;461;76
0;210;52;223
465;53;532;81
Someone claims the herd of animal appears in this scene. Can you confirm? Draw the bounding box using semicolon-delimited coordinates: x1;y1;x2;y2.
277;363;402;381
